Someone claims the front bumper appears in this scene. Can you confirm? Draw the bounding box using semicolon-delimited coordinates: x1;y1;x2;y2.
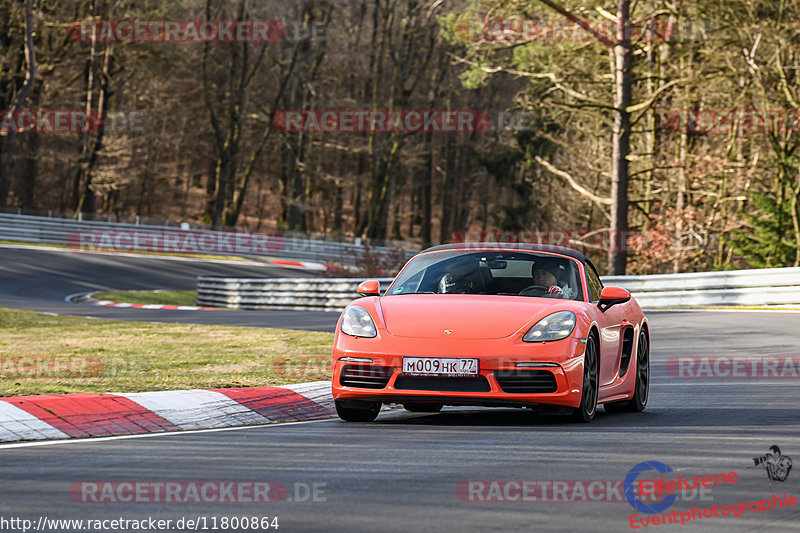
331;334;586;409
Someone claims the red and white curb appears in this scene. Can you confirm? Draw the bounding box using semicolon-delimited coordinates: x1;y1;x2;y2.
266;258;336;272
75;293;219;311
0;381;334;443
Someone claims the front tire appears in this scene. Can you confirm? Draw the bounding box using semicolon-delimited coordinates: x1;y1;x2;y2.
570;334;599;422
335;399;381;422
605;330;649;413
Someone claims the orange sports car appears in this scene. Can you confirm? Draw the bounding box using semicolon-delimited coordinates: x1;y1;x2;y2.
331;243;649;423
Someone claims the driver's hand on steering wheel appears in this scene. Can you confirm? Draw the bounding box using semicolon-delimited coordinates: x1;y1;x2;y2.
547;285;564;297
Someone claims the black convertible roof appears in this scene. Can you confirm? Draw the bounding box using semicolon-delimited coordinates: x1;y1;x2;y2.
420;242;588;263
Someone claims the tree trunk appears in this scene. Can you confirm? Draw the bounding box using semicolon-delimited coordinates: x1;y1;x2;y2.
0;0;37;208
609;0;632;275
17;125;40;209
75;46;114;216
420;131;434;245
438;114;455;243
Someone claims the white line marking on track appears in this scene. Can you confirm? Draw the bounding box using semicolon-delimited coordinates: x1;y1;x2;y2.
64;291;91;303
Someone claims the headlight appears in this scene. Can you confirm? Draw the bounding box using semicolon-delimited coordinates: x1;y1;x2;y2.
523;311;576;342
341;306;378;338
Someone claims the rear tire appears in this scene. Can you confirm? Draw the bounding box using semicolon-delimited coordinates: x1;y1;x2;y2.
403;402;443;413
570;334;599;423
335;400;381;422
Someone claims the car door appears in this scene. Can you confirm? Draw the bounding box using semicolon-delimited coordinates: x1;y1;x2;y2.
585;261;625;387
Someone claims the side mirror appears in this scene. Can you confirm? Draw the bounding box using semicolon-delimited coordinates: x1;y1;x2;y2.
598;286;631;312
356;280;381;297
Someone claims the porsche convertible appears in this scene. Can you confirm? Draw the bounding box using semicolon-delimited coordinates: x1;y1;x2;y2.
331;243;649;423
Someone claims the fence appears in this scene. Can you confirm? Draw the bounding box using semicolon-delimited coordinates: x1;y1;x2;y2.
197;267;800;311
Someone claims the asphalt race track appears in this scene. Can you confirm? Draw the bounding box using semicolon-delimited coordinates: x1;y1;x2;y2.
0;246;338;330
1;246;799;532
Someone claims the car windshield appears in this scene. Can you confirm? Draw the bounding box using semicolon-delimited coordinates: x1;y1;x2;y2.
387;251;584;301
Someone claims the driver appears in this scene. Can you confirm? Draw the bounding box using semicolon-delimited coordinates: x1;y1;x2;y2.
438;256;482;294
532;268;565;298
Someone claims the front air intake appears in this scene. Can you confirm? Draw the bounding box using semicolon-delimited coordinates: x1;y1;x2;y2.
494;369;557;393
339;365;393;389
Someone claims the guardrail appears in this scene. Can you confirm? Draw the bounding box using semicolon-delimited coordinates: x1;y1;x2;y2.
196;277;394;311
198;267;800;311
0;213;417;267
604;267;800;308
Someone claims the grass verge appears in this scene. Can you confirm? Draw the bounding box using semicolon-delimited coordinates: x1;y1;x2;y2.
0;308;334;397
92;290;198;307
0;240;60;249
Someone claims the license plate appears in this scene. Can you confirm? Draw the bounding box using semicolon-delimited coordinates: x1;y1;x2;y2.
402;357;479;376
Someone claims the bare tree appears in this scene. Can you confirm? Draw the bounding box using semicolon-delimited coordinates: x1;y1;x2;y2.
0;0;37;208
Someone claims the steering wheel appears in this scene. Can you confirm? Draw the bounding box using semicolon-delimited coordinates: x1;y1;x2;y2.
519;284;548;296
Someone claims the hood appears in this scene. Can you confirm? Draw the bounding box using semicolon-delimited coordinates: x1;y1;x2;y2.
377;294;569;339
